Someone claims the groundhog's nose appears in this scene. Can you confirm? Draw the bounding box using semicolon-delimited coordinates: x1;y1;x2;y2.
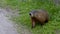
29;13;31;16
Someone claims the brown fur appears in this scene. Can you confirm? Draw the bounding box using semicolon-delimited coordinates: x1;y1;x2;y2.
29;9;49;28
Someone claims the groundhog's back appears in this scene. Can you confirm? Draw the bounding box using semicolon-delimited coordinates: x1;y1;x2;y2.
34;10;48;23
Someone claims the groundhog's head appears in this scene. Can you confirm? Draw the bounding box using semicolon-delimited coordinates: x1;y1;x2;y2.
29;10;36;17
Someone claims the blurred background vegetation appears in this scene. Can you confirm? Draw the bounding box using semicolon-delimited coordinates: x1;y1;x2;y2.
0;0;60;34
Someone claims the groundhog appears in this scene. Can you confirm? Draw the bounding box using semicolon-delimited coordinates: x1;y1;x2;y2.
29;9;49;28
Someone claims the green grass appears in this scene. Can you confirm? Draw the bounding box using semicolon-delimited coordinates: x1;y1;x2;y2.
0;0;18;9
6;0;18;9
13;0;60;34
1;0;60;34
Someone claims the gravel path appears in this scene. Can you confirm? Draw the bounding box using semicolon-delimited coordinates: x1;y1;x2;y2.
0;8;32;34
0;8;18;34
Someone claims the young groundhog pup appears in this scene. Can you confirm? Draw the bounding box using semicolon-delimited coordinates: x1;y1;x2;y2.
29;9;49;28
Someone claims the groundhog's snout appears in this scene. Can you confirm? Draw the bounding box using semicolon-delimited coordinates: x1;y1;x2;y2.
29;13;31;16
29;12;33;17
